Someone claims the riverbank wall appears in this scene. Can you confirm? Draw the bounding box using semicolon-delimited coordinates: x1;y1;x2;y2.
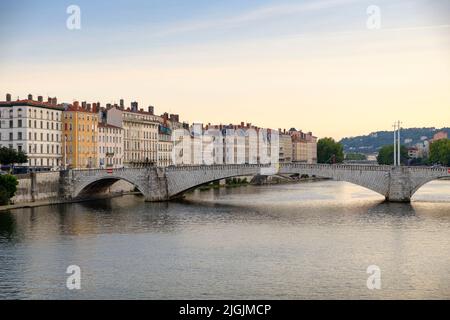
2;174;135;212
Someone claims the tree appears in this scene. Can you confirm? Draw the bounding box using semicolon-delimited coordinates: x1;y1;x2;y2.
429;139;450;166
0;174;18;205
317;138;344;164
377;145;408;165
0;147;28;166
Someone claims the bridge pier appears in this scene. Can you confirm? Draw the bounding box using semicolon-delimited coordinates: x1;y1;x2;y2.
385;167;414;203
145;167;169;202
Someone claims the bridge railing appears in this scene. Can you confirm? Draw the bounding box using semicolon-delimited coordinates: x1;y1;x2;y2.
69;167;150;176
164;163;273;172
65;164;449;175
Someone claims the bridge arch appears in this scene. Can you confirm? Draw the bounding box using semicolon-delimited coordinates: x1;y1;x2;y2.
72;175;147;199
164;164;392;199
410;176;449;198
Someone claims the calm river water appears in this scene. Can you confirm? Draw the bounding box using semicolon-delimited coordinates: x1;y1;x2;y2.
0;180;449;299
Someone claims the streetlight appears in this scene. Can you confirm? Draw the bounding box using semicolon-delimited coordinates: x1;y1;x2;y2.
393;122;397;166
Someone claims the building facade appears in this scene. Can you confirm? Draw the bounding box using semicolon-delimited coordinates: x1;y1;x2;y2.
279;130;293;163
122;105;160;166
98;123;124;168
62;102;99;169
290;129;317;164
0;94;63;170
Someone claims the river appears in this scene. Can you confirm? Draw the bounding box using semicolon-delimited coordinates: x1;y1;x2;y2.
0;180;449;299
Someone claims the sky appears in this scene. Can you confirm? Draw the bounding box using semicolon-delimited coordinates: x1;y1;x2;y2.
0;0;449;139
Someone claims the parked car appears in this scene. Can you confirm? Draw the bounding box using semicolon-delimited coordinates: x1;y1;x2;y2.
0;171;8;175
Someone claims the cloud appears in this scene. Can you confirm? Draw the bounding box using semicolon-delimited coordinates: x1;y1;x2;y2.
153;0;358;36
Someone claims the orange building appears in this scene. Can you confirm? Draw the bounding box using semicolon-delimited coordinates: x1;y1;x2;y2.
62;101;99;168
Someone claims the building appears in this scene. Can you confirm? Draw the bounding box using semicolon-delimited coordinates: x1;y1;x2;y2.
0;94;63;170
62;101;99;168
157;113;171;167
407;146;420;159
122;103;160;166
432;131;448;142
98;123;124;168
290;129;317;164
279;129;293;163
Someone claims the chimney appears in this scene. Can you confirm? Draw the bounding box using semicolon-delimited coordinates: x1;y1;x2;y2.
73;101;80;108
48;97;52;103
81;101;87;109
170;114;179;123
87;103;92;111
131;101;138;112
106;103;112;109
52;97;57;105
37;96;43;102
148;106;154;115
6;93;11;102
120;99;124;109
28;94;33;100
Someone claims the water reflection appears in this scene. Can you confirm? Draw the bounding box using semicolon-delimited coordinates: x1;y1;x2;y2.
0;180;449;299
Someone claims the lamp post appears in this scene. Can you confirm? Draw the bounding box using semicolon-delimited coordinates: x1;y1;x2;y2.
397;120;402;166
393;122;397;166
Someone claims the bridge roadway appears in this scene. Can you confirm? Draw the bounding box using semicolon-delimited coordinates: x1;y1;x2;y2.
59;163;450;203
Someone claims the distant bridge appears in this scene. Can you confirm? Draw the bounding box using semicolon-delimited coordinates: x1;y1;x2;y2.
59;164;450;203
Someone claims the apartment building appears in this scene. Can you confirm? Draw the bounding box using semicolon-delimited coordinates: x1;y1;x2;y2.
98;123;124;168
0;94;63;170
290;129;317;164
279;129;293;163
122;103;160;166
62;101;99;168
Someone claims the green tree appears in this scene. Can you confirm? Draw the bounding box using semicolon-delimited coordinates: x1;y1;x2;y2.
429;139;450;166
317;138;344;164
0;174;18;205
0;147;28;167
377;145;408;165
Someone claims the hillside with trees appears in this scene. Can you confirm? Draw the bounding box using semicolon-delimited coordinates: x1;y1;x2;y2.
340;127;450;154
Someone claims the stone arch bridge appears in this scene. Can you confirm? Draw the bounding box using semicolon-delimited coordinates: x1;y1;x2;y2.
59;164;450;203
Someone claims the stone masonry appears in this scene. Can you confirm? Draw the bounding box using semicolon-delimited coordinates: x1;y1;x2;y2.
59;164;449;203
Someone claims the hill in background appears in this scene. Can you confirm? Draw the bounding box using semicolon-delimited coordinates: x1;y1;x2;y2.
340;127;450;155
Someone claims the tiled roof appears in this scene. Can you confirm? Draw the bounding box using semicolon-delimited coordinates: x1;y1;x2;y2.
0;99;64;110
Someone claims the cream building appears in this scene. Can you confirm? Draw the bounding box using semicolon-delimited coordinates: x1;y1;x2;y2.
122;104;160;166
290;129;317;164
279;131;293;163
0;94;63;170
98;123;124;168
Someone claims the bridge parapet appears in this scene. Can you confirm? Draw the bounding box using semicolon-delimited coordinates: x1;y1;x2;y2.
57;164;449;203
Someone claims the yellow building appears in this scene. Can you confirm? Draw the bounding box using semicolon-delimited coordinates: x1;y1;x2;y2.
63;101;99;168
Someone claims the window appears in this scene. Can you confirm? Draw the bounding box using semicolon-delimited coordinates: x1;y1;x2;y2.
18;119;22;128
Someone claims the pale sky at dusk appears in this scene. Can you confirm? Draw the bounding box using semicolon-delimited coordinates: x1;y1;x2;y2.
0;0;449;139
